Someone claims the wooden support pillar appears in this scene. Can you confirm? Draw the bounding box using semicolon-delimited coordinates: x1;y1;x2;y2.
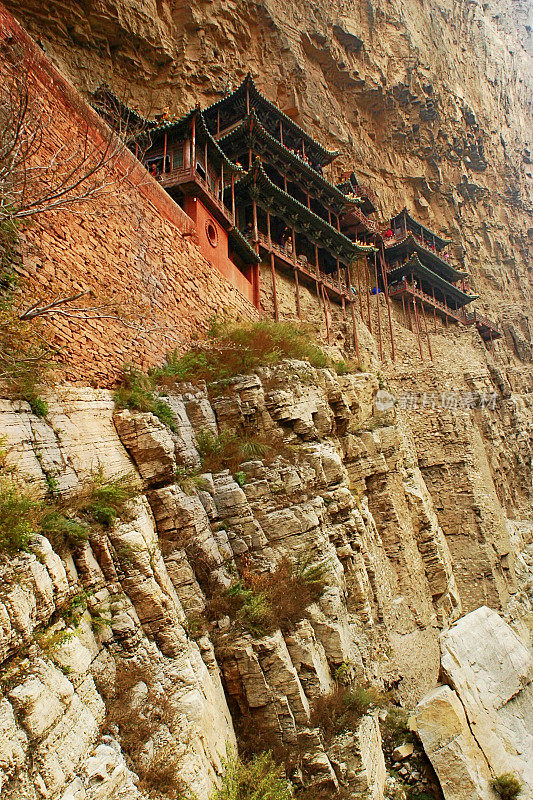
291;227;297;264
252;197;260;312
351;300;360;362
364;256;372;334
336;258;342;292
217;109;220;136
246;80;250;114
379;243;395;362
356;259;363;319
328;208;332;226
270;253;279;321
204;140;208;179
284;175;288;193
248;147;252;169
374;251;382;361
279;120;283;145
444;296;448;327
220;162;224;201
266;211;278;321
406;289;412;331
163;132;168;172
191;114;196;171
294;268;301;319
307;193;311;210
432;287;437;333
413;298;424;360
231;173;236;221
404;212;408;238
321;285;331;344
422;301;433;360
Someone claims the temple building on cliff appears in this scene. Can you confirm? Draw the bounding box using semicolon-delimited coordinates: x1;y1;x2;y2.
95;76;501;360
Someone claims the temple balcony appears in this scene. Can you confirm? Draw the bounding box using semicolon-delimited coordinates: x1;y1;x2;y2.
157;165;236;229
253;231;350;302
389;278;467;324
463;309;502;340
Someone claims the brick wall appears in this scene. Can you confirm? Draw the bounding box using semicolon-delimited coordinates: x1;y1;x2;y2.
0;4;257;387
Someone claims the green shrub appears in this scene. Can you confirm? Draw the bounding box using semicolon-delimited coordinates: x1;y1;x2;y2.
234;470;247;487
114;366;178;432
80;469;139;529
153;319;329;388
195;428;292;475
207;557;327;636
0;477;39;553
310;683;389;742
24;393;49;418
174;464;208;495
212;750;293;800
490;774;523;800
40;510;89;549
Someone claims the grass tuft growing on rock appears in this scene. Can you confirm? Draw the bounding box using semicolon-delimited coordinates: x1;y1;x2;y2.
114;365;178;432
0;461;139;555
309;683;390;742
153;319;330;387
490;774;523;800
212;750;293;800
207;556;327;636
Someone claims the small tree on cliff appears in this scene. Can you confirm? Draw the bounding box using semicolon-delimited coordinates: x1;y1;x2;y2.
0;37;152;398
0;38;147;229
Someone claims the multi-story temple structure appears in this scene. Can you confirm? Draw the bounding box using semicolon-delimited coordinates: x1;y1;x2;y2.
383;209;501;346
95;77;501;360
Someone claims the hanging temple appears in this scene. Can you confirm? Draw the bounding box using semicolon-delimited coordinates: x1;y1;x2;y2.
94;74;502;362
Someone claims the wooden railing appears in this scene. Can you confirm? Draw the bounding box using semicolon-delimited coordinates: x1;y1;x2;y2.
348;205;382;237
462;309;501;336
156;166;235;225
389;280;465;323
255;232;349;299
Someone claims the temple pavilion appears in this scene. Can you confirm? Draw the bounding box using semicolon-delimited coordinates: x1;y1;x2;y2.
94;78;501;359
99;75;376;344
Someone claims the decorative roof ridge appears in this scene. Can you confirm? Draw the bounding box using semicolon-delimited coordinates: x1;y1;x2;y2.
386;233;467;277
391;254;478;301
218;111;363;209
391;208;452;247
91;84;158;129
233;159;376;255
202;74;340;165
228;225;261;263
149;108;245;175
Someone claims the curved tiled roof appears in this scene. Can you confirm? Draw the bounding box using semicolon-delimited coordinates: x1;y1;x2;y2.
218;111;362;214
390;208;451;250
203;74;340;167
385;233;466;281
231;160;375;265
388;255;477;306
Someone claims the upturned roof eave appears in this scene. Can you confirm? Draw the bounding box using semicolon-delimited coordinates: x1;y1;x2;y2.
389;255;478;304
202;74;339;166
218;112;363;212
231;160;376;261
385;234;466;280
391;208;452;248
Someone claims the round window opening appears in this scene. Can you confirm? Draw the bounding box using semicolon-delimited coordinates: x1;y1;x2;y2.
206;220;218;248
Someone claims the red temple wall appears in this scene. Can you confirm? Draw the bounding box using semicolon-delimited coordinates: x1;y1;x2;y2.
183;197;254;305
0;4;257;388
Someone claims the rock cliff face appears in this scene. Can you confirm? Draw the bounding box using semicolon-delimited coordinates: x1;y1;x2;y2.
1;1;532;798
0;365;530;799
